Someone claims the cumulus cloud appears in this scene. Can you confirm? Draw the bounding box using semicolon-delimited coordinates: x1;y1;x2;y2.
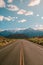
0;29;4;32
36;14;39;16
17;9;33;16
15;28;26;31
33;24;43;30
7;0;13;3
41;17;43;19
0;0;6;8
18;19;26;23
0;15;18;21
7;5;19;11
25;11;33;16
0;16;4;21
17;9;26;14
4;16;12;21
28;0;40;6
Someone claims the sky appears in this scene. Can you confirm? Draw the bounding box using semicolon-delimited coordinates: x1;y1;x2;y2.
0;0;43;30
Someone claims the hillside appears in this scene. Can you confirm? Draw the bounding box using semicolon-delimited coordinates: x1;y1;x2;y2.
6;34;28;39
0;28;43;38
0;36;15;48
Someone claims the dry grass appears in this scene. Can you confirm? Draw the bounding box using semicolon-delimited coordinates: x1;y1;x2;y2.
0;36;15;47
28;37;43;46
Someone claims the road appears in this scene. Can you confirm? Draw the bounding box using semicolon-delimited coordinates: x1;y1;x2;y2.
0;39;43;65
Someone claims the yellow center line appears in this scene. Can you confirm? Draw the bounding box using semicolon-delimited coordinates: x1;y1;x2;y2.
20;44;24;65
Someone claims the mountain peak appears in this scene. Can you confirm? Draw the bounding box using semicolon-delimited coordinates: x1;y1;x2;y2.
0;28;43;38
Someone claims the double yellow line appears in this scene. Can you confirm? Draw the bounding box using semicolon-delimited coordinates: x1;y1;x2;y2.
20;44;24;65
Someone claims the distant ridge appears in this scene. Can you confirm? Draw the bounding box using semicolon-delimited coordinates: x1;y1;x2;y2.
6;34;28;39
0;28;43;38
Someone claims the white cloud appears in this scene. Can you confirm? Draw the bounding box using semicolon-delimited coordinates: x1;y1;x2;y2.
15;28;26;31
0;29;4;32
18;19;26;23
4;16;12;21
28;0;40;6
0;15;18;21
33;24;43;30
25;11;33;16
0;0;6;8
7;5;19;11
5;16;18;21
36;14;39;16
41;17;43;19
17;9;33;16
7;0;13;3
0;15;4;21
17;9;26;14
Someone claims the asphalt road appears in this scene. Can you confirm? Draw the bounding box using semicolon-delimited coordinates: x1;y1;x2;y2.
0;39;43;65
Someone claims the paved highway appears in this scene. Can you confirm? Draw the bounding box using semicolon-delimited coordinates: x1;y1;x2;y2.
0;39;43;65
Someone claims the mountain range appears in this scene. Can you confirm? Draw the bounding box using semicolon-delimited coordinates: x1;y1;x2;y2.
0;28;43;38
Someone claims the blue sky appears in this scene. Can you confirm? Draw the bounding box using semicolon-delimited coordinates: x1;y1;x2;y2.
0;0;43;30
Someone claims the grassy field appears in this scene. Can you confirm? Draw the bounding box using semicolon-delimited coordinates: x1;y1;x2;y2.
28;37;43;46
0;36;15;48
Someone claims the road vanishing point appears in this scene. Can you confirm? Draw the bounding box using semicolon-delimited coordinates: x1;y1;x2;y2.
0;39;43;65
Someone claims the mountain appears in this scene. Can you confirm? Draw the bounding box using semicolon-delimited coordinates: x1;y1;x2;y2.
0;28;43;38
7;34;28;39
0;30;16;37
23;28;43;37
13;28;43;37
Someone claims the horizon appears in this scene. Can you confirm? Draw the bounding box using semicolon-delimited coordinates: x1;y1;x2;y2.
0;1;43;65
0;27;43;33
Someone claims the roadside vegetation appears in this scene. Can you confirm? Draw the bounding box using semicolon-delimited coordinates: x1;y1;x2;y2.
28;37;43;46
0;36;15;48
